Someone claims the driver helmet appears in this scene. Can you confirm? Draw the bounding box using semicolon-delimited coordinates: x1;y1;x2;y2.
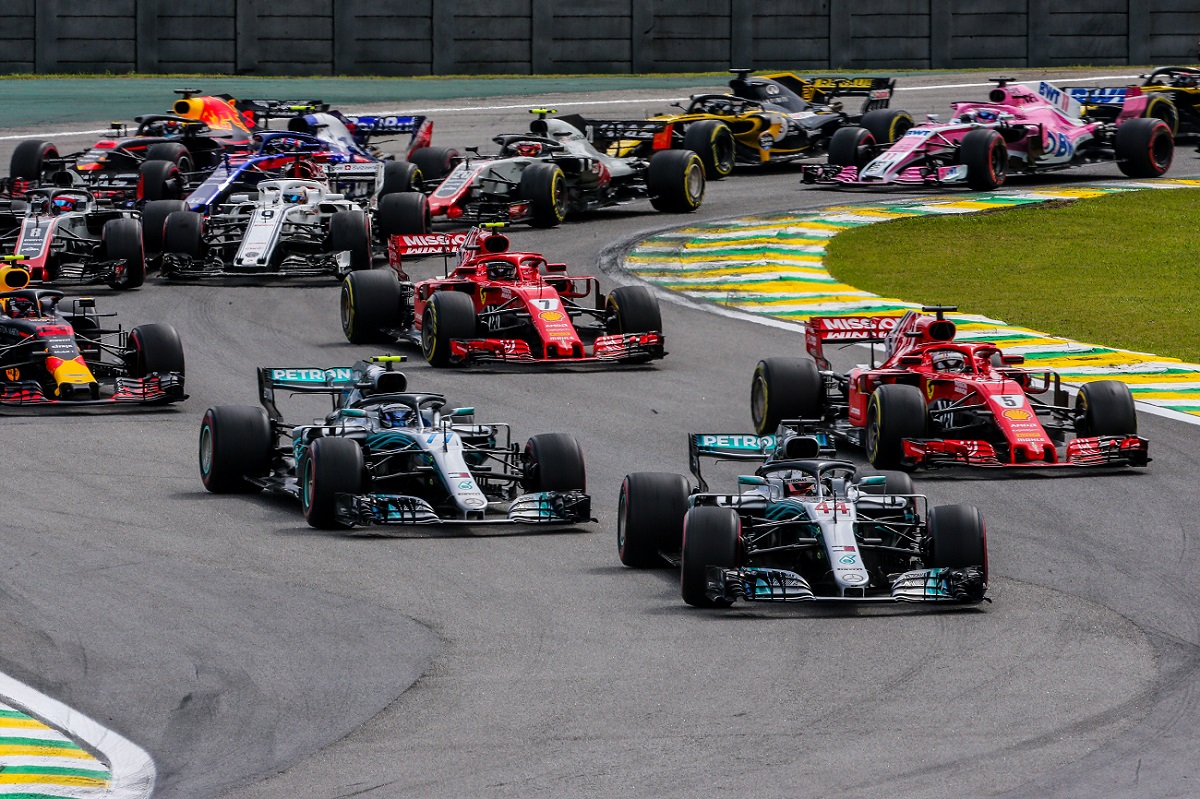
380;405;417;429
515;141;543;157
976;108;999;123
52;196;77;214
931;350;968;373
5;297;37;318
283;186;308;204
486;261;517;281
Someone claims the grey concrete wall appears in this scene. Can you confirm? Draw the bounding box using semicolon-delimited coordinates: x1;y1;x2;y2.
7;0;1198;76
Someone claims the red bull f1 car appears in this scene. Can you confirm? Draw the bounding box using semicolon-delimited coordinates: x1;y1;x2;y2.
618;423;987;607
199;356;592;530
340;226;665;367
802;78;1173;190
0;266;185;406
750;306;1148;471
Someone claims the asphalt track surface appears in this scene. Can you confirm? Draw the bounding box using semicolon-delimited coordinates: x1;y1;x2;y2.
0;70;1196;798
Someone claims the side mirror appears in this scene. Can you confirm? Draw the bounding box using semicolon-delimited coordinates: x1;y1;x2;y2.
1001;354;1025;365
450;407;475;417
737;475;767;487
229;194;251;204
545;262;568;272
76;297;96;309
898;354;922;365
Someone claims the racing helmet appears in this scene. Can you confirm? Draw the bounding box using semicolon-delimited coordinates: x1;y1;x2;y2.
486;260;517;281
283;186;308;204
976;108;999;123
5;296;37;318
515;141;543;157
930;350;968;373
52;196;77;214
380;405;417;429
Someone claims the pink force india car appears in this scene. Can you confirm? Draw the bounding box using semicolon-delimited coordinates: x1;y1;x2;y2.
750;307;1149;471
801;78;1174;189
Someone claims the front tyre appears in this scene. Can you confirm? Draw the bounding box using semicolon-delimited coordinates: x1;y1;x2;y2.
927;504;987;573
420;290;477;367
328;209;372;272
523;433;586;492
960;128;1008;190
127;323;185;377
750;357;824;436
199;405;272;494
341;269;404;344
682;119;735;179
865;383;927;470
138;159;184;201
618;472;690;568
647;149;705;212
10;140;59;181
827;126;875;168
101;218;146;289
860;109;915;144
300;437;365;530
376;192;430;237
519;162;568;227
605;285;661;335
1115;117;1174;178
1074;380;1137;436
680;506;739;608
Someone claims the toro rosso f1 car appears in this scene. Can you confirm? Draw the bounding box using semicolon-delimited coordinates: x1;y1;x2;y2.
751;307;1148;471
394;110;704;230
802;78;1173;189
199;356;592;530
340;226;664;367
618;424;988;607
580;69;912;179
0;266;185;406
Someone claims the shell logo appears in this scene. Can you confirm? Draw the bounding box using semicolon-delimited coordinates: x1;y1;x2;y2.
1002;408;1032;421
5;368;17;380
539;311;564;322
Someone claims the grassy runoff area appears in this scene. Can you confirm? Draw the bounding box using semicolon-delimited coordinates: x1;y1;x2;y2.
825;188;1200;364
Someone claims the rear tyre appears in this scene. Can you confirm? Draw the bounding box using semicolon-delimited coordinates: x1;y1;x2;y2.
408;146;459;182
329;209;372;271
127;323;185;376
647;149;705;212
141;199;187;256
341;269;403;344
1074;380;1137;436
680;506;739;608
523;433;586;492
138;159;184;201
10;140;59;181
618;472;690;568
101;218;146;289
162;210;205;258
682;120;735;179
865;383;927;470
827;126;875;168
144;142;194;173
927;504;987;571
960;128;1008;190
751;357;824;436
605;285;661;334
379;160;422;196
420;290;477;367
199;405;272;494
376;192;430;237
519;162;568;227
300;437;365;530
860;109;915;144
1115;117;1174;178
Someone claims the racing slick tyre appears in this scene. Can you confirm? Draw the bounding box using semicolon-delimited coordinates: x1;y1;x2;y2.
1141;94;1180;137
408;146;459;182
751;357;825;436
618;472;691;568
680;506;739;608
682;119;736;179
1115;117;1174;178
647;149;705;213
300;437;365;530
140;199;187;257
421;290;477;367
927;504;987;572
1074;380;1138;436
10;140;59;181
341;269;403;344
379;160;422;196
519;162;568;227
138;159;184;202
199;405;273;494
605;285;661;335
101;218;146;289
144;142;194;173
827;126;876;168
376;192;430;237
126;323;185;377
861;109;915;144
865;383;928;470
960;128;1008;190
857;470;915;496
523;433;586;492
162;210;205;259
329;209;372;272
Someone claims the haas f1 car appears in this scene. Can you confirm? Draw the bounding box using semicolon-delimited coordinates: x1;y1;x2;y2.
750;307;1148;471
802;78;1173;189
618;425;987;607
0;266;185;406
391;110;704;230
340;227;665;367
579;69;912;179
199;356;592;530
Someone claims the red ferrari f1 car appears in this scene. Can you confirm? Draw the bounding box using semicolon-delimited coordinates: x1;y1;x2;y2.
750;306;1148;470
339;226;665;367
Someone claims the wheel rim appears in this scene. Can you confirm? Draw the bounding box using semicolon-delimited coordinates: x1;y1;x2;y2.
301;456;314;511
421;307;436;360
340;284;354;335
990;139;1007;182
617;488;628;556
199;424;213;476
1151;128;1173;172
551;173;566;219
685;161;704;202
714;132;735;175
750;374;767;432
866;399;881;461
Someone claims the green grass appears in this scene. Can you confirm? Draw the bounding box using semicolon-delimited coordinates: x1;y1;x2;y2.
825;188;1200;363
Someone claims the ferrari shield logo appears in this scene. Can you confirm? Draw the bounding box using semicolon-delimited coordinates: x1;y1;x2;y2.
5;367;18;381
926;381;935;400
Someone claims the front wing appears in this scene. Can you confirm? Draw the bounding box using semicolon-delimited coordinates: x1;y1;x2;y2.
336;490;593;527
800;164;969;186
446;333;665;366
707;565;987;604
0;374;187;407
900;435;1150;468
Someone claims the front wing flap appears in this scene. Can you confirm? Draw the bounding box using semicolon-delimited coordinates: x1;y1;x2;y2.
901;435;1150;468
337;489;593;527
0;373;187;407
707;565;986;603
447;333;664;365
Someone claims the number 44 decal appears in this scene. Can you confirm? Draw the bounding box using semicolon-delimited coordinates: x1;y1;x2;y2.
813;501;849;514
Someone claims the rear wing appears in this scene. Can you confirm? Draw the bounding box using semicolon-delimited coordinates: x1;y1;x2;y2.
344;114;433;157
387;232;471;259
805;315;900;370
688;427;834;491
763;74;895;112
237;99;330;126
257;358;408;421
1065;86;1129;106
